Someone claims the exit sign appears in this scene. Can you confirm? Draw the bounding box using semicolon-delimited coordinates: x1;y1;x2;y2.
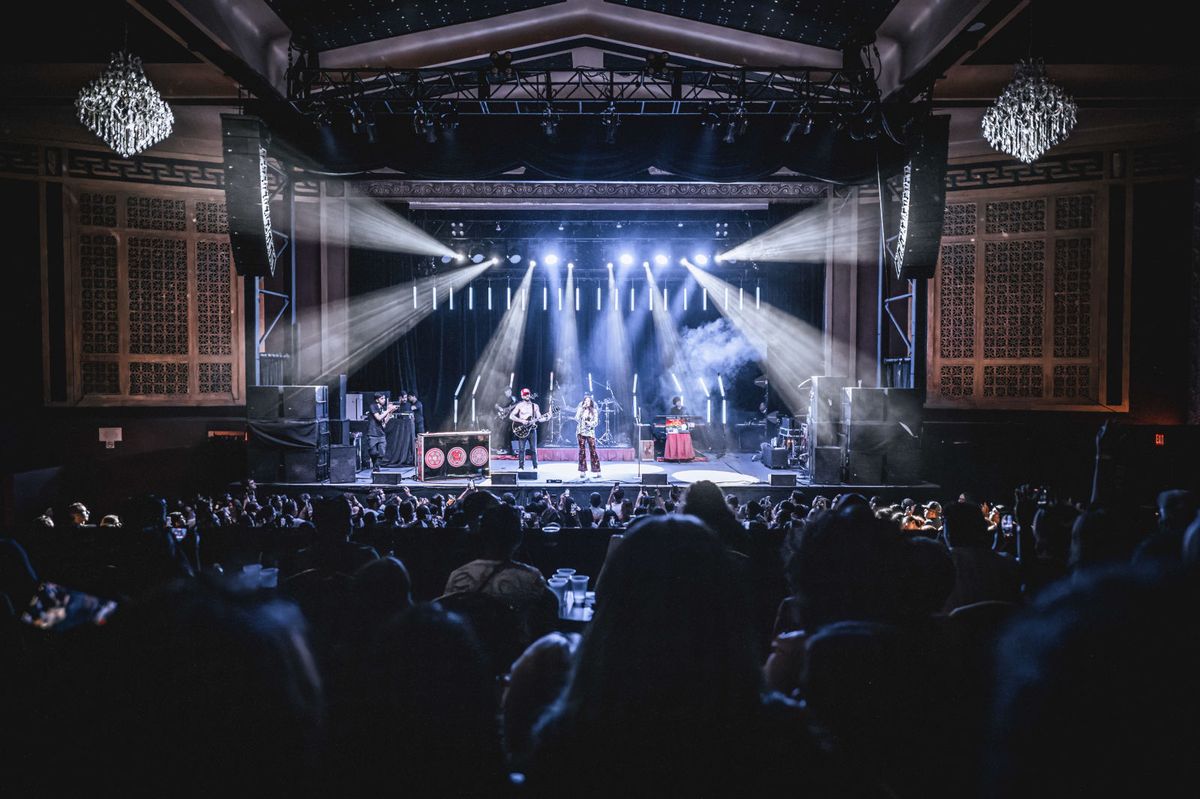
1154;432;1166;447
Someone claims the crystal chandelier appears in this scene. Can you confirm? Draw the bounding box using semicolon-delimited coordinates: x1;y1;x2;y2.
981;59;1076;164
75;51;174;158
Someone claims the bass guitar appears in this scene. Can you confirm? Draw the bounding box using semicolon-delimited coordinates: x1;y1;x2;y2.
512;398;553;440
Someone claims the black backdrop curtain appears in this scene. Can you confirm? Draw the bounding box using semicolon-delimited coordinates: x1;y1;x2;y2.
347;246;825;430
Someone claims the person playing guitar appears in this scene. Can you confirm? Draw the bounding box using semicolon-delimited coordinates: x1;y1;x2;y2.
508;388;551;469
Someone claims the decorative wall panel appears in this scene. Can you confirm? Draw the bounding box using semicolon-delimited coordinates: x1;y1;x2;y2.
983;240;1044;359
196;240;233;356
126;196;186;231
931;184;1107;408
199;361;233;394
80;361;119;395
129;361;189;395
79;233;118;355
938;242;975;359
194;200;229;234
128;237;189;355
78;192;117;227
1054;238;1092;358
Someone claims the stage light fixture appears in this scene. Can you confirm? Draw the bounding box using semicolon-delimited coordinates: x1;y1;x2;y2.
722;105;747;144
653;253;669;266
600;103;620;144
700;102;721;130
529;259;537;268
618;252;634;267
543;253;560;266
606;262;614;270
645;51;670;79
489;51;515;79
540;105;560;138
567;262;575;270
783;104;814;143
507;253;522;264
440;255;453;264
693;253;709;265
413;105;437;143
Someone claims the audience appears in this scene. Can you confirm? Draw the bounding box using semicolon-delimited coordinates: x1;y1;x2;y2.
2;424;1197;797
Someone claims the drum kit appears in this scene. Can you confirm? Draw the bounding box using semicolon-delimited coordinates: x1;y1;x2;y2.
547;384;626;446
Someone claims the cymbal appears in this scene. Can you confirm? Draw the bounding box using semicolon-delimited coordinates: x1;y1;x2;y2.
753;375;769;388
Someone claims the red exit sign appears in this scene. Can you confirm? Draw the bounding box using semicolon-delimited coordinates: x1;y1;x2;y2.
1154;432;1166;447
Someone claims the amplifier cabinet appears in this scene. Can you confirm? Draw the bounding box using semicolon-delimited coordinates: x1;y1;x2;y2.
417;431;491;481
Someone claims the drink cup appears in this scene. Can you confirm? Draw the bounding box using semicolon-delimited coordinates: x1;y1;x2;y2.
569;574;588;603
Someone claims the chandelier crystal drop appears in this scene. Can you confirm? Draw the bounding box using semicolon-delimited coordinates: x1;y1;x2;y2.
981;59;1076;164
75;51;175;158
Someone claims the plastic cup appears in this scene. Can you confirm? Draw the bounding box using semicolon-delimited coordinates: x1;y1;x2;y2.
548;577;569;610
241;564;262;587
259;567;279;588
554;568;576;578
569;575;588;603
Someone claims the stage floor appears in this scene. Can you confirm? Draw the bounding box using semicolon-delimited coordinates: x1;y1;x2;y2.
261;451;939;502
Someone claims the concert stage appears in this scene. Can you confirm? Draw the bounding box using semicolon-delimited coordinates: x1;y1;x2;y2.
261;451;939;505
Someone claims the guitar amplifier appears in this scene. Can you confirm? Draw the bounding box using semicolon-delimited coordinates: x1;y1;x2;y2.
417;431;490;481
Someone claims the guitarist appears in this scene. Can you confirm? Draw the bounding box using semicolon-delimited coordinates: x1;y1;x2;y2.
508;387;548;470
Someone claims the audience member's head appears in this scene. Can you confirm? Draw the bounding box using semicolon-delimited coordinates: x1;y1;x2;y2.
942;501;991;549
477;504;523;560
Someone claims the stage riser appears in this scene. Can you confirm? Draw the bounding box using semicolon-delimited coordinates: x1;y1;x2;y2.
496;447;636;462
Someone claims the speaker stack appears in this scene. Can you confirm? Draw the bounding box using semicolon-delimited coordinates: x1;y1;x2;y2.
246;385;331;483
808;376;848;484
843;387;890;484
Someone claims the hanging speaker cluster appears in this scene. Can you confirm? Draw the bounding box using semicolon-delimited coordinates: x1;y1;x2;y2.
893;115;950;280
221;114;278;278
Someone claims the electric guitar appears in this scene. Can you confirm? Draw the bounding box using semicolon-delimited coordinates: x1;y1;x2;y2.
511;398;553;440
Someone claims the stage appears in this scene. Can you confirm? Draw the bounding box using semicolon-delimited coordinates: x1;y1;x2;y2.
261;451;940;504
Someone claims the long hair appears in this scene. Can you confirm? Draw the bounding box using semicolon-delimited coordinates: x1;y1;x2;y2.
538;515;762;736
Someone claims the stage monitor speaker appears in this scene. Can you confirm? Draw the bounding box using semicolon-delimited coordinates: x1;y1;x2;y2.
810;421;844;448
641;473;669;485
885;438;923;484
371;470;402;485
246;385;281;420
221;114;278;278
812;446;844;484
329;445;357;483
282;385;329;420
492;472;518;485
517;470;539;481
770;473;797;487
893;115;950;280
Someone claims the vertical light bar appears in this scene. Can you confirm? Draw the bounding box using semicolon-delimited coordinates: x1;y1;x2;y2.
721;398;727;425
671;373;683;393
506;285;511;310
468;286;474;310
738;286;743;310
575;286;580;312
706;397;712;425
557;286;563;311
596;285;602;310
432;285;438;310
453;374;466;430
663;287;668;308
632;373;638;394
717;374;726;398
588;373;593;393
702;287;708;310
630;286;635;310
487;284;493;310
448;287;454;310
471;375;481;396
649;285;654;311
543;285;548;311
756;284;760;309
683;286;688;311
724;286;729;308
412;284;418;308
509;372;515;388
550;371;555;392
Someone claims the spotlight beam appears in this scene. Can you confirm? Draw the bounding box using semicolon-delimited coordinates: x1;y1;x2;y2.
302;259;494;383
683;259;823;415
716;201;873;263
329;200;460;259
447;262;535;429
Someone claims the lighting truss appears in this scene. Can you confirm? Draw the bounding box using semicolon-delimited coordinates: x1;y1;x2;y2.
287;65;881;120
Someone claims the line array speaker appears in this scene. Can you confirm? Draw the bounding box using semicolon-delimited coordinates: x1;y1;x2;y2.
221;114;278;278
